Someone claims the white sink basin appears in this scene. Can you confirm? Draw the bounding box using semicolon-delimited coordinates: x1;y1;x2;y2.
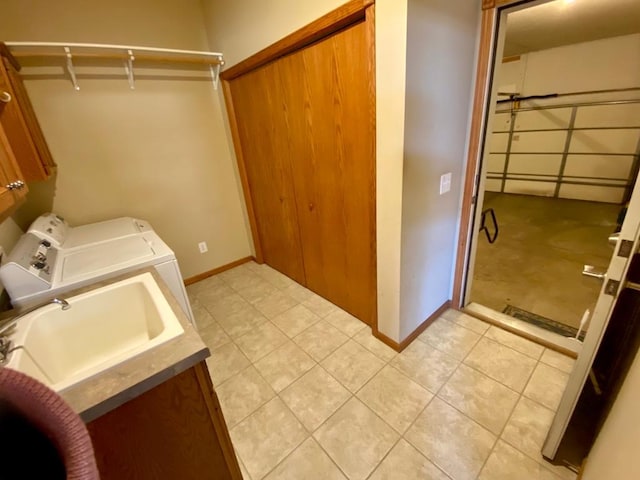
6;272;184;391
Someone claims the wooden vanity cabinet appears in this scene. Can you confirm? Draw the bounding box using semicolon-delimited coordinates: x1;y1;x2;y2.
0;44;56;182
87;361;242;480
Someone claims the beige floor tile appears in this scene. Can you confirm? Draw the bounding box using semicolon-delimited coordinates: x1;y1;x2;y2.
352;329;397;362
215;302;269;339
282;283;314;302
239;458;252;480
231;397;308;480
280;365;351;432
198;319;232;351
198;284;239;312
464;337;537;392
441;309;490;335
324;309;368;337
438;364;519;435
206;342;251;385
418;319;481;360
405;397;496;480
302;293;339;317
356;365;432;433
254;341;315;392
369;439;450;480
186;274;224;297
321;340;385;393
271;304;321;338
390;341;459;393
478;440;559;480
540;349;575;374
314;397;399;480
501;396;555;462
264;437;346;480
219;267;267;292
294;321;350;362
190;298;216;330
485;326;545;360
256;265;295;290
235;322;289;362
243;261;263;273
216;366;275;428
200;289;252;321
253;291;299;319
236;281;280;305
523;362;569;411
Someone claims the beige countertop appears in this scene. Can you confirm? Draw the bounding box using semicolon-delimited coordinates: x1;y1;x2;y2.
43;267;209;423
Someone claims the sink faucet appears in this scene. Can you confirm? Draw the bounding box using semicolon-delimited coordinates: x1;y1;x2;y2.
0;297;70;337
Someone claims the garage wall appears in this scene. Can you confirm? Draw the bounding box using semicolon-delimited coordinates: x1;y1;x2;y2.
486;34;640;203
0;0;253;278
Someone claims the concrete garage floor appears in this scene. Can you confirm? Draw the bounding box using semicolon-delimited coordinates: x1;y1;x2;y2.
470;192;621;330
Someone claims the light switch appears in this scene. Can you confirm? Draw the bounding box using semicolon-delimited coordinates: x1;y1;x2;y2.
440;173;452;195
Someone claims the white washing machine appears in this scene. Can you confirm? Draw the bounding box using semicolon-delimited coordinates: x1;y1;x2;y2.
0;214;195;325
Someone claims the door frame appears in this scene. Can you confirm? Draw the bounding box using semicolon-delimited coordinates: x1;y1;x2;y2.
453;0;544;308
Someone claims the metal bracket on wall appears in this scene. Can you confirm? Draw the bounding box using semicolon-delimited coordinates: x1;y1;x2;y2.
210;62;223;91
64;47;80;91
124;49;135;90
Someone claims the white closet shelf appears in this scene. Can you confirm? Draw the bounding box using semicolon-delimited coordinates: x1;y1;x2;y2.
3;41;225;91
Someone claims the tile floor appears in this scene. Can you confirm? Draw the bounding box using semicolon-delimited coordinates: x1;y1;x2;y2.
187;261;578;480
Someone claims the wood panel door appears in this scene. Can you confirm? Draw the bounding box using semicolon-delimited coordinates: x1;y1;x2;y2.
281;22;376;325
230;62;306;285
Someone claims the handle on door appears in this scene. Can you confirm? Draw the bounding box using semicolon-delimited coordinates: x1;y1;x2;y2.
308;203;315;212
6;180;25;191
583;264;606;280
0;91;11;103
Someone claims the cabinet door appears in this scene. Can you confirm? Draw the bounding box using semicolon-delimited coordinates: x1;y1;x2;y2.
230;62;306;284
282;22;376;325
0;125;26;218
0;57;55;181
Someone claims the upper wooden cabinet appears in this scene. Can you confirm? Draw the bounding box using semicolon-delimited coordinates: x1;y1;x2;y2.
0;44;56;181
0;124;28;222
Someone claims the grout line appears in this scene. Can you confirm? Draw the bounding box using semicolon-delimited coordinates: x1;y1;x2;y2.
202;271;573;479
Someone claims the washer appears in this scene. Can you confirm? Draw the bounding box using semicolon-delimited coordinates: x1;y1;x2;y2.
0;214;195;326
27;212;152;248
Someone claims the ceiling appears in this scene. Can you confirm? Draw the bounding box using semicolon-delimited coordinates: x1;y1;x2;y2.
504;0;640;57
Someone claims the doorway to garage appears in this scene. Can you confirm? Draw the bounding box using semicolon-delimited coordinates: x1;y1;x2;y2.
463;0;640;342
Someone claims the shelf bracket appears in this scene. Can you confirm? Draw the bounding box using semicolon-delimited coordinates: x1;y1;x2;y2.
124;49;135;90
64;47;80;91
210;62;222;91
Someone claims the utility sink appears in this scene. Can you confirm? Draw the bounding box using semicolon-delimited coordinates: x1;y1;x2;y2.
5;272;184;392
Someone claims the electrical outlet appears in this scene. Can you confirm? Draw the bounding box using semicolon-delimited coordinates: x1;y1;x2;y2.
440;173;452;195
198;241;208;254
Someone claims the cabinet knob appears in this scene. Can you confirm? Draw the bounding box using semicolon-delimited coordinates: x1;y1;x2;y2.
0;91;11;103
6;180;25;190
308;203;315;211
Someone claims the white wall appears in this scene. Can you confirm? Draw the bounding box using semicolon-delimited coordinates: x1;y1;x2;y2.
398;0;480;339
375;0;409;341
486;34;640;203
582;347;640;479
0;0;253;278
201;0;348;69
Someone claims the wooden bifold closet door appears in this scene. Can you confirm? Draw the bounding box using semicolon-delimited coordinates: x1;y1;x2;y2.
229;20;376;326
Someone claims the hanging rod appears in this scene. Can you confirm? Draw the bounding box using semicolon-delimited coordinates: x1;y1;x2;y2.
4;41;225;91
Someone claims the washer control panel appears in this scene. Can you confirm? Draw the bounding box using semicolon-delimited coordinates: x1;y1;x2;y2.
27;213;69;247
0;234;58;300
